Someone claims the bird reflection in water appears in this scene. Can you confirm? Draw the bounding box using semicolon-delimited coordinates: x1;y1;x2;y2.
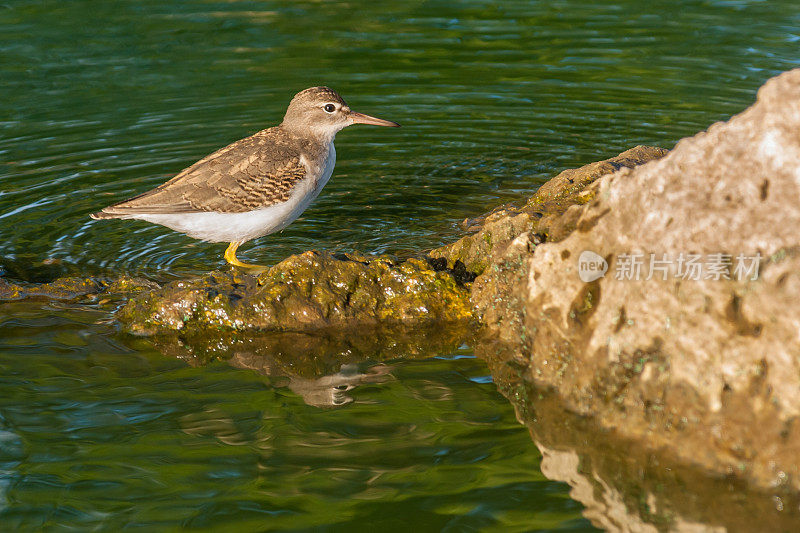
229;354;394;408
154;325;471;408
285;363;393;408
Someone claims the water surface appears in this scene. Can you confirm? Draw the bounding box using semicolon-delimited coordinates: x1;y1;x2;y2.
1;0;799;530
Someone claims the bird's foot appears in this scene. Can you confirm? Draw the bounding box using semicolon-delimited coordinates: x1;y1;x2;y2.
224;242;269;274
230;262;269;275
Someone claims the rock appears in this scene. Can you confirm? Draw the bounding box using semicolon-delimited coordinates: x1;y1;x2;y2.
0;275;157;302
118;251;473;335
428;145;668;275
478;69;800;490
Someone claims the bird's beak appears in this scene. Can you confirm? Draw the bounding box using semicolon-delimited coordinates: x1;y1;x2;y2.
348;111;400;127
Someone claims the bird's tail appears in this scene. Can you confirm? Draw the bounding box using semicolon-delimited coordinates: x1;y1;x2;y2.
90;209;126;220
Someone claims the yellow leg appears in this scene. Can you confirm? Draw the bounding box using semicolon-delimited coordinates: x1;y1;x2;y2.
224;241;267;272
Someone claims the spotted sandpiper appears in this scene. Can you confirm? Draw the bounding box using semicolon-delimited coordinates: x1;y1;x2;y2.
91;86;399;270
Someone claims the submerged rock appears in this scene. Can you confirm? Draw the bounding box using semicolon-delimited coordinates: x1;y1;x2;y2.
118;251;473;335
0;275;157;302
478;69;800;490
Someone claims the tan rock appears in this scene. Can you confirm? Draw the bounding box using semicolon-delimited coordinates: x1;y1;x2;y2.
484;69;800;490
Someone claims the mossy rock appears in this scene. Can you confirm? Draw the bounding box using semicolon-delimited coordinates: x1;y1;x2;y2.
428;146;668;275
118;251;473;335
0;275;157;302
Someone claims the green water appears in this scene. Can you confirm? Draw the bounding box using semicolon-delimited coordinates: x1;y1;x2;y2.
1;0;799;530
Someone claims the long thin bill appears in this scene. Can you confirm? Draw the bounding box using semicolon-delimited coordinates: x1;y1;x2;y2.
349;111;400;127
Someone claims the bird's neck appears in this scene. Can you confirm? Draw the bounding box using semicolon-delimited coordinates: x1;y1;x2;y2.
280;123;338;148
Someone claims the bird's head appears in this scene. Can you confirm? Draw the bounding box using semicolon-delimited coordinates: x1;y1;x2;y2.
281;86;399;142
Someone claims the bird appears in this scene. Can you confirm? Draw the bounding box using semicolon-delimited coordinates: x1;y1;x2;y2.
91;86;399;271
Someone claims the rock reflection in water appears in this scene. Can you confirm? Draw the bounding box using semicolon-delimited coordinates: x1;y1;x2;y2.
149;323;471;408
481;341;800;532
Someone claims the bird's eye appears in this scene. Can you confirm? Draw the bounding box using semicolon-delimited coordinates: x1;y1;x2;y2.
323;104;336;113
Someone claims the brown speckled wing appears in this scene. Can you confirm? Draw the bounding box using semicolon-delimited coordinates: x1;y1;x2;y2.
101;128;307;214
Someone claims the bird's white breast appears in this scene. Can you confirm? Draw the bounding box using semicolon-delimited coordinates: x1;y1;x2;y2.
133;144;337;243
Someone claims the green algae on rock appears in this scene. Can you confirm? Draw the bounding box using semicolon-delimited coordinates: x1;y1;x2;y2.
428;145;669;276
0;275;157;302
454;145;669;329
118;251;473;336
